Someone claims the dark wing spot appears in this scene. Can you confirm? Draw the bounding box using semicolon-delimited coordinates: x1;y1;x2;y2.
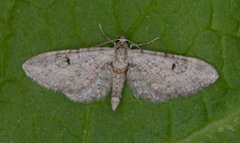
66;56;71;65
171;63;176;70
55;56;70;68
171;61;188;74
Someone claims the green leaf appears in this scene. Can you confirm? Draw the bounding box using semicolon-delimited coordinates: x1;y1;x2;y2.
1;0;240;143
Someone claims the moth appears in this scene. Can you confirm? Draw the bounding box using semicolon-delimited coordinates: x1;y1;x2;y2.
22;37;218;111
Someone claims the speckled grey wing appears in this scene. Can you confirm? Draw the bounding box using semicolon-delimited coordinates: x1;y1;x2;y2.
23;48;114;103
127;49;218;103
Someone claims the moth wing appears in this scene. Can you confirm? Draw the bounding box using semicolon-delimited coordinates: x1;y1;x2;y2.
127;49;218;102
23;48;114;103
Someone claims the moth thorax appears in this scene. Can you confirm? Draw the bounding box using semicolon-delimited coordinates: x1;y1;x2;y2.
112;62;128;74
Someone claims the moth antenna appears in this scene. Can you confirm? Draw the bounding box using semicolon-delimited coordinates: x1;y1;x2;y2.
137;37;159;47
97;24;115;47
128;37;159;49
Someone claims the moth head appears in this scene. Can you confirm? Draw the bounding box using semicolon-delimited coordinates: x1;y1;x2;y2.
115;37;130;48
